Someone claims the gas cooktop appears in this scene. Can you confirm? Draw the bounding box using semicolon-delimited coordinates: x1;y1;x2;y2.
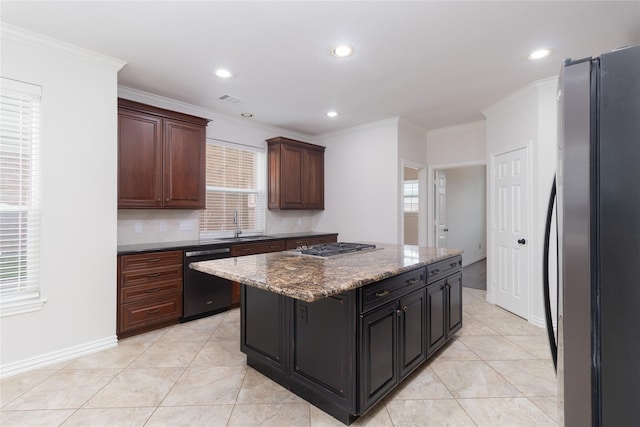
298;242;376;257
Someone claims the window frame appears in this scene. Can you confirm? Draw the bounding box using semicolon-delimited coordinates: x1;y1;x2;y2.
0;77;46;317
198;139;266;240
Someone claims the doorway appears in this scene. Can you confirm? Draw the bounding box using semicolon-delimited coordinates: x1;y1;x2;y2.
403;166;420;245
429;164;487;267
491;146;530;319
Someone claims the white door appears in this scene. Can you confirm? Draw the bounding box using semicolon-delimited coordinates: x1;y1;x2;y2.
434;170;447;248
493;147;529;318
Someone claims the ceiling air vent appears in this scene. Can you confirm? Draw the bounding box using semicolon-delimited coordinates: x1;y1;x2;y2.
218;94;245;104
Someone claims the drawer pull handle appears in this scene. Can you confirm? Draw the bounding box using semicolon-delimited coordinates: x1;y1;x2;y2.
431;269;440;274
376;290;390;297
147;272;162;278
146;258;161;263
145;288;161;293
147;308;160;314
450;262;459;268
407;278;420;285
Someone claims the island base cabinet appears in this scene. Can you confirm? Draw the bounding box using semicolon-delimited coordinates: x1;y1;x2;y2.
239;256;461;426
359;287;427;413
360;302;398;411
242;285;286;369
427;271;463;356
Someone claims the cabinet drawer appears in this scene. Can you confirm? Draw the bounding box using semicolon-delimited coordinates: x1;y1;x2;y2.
120;250;182;272
285;235;338;250
359;268;426;314
426;256;462;284
120;279;182;304
231;240;286;256
121;264;183;288
119;293;182;332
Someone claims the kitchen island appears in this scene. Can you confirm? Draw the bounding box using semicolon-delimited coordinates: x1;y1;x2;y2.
191;243;463;425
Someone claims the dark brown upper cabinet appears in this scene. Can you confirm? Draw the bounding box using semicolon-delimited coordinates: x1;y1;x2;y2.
118;99;209;209
267;137;325;210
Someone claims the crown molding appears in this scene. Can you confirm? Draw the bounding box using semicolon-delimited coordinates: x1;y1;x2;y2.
482;75;558;117
319;116;401;139
1;22;126;71
427;120;486;137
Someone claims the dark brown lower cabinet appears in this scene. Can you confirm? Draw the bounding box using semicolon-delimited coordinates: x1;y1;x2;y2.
240;255;462;425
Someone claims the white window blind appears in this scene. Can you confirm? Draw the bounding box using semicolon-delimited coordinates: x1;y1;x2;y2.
0;77;42;314
199;140;265;238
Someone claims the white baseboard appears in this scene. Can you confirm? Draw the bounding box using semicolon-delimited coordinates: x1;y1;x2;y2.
0;335;118;379
528;314;547;329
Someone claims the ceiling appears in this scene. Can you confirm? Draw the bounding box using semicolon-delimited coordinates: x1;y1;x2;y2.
2;1;639;135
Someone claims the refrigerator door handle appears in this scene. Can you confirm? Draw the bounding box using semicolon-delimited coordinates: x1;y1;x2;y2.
543;175;558;372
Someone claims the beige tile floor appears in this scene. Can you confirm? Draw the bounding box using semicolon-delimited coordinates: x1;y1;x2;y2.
0;288;557;426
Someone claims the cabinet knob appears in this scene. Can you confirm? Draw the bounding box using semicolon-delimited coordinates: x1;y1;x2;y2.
402;305;408;312
396;309;402;316
517;238;527;245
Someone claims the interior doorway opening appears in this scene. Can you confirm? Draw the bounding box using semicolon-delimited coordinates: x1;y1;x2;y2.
403;166;420;245
429;163;487;267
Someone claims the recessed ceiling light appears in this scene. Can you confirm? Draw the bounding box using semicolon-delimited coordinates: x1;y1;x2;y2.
215;69;233;78
326;111;338;118
528;49;551;60
241;112;253;118
331;45;353;58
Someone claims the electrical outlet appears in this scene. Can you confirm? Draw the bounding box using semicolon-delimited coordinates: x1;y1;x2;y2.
134;223;143;233
159;221;167;232
478;243;482;250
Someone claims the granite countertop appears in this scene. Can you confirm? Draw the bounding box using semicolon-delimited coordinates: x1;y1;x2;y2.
117;231;338;255
190;243;462;302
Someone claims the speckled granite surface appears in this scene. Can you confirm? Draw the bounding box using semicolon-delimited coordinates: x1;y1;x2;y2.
190;243;462;302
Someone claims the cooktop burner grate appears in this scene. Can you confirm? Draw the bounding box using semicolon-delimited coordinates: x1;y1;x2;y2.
298;242;376;257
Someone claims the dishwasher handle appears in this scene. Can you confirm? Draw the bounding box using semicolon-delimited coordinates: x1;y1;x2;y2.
185;247;231;258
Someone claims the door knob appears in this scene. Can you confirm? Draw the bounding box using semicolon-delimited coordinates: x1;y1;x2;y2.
517;238;526;245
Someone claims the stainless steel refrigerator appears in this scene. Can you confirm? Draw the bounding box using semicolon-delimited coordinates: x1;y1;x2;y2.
543;45;640;426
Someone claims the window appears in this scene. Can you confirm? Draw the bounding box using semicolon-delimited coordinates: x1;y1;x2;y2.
199;139;265;238
0;77;44;316
403;179;419;213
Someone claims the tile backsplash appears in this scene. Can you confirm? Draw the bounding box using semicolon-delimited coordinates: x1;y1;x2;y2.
118;209;326;246
117;209;200;245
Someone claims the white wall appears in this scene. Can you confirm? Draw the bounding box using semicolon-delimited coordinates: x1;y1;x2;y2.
483;76;558;327
426;121;486;247
115;87;325;245
399;118;428;245
427;121;486;166
316;118;400;243
445;166;487;266
1;25;125;376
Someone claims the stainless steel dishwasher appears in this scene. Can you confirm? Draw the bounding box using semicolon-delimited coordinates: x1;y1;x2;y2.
183;247;232;321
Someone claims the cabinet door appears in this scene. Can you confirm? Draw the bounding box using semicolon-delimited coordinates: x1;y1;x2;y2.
360;302;398;412
303;149;324;209
242;285;285;368
118;110;163;207
447;272;463;336
163;119;206;208
294;295;352;399
427;279;447;356
280;144;305;208
398;288;427;378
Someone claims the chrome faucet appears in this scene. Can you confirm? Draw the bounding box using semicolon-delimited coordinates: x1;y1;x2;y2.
233;210;242;238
